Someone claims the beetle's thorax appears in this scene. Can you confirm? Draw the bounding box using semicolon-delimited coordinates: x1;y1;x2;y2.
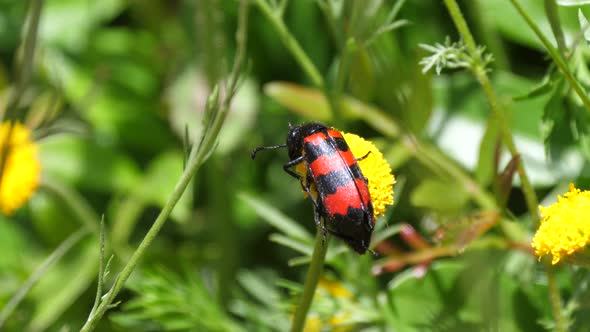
286;122;328;160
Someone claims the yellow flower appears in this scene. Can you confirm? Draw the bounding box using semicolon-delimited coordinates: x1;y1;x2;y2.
295;131;395;218
301;278;355;332
0;121;41;215
318;277;353;300
303;314;322;332
342;132;395;218
531;184;590;264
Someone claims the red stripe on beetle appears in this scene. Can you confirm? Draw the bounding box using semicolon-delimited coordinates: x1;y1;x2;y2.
323;178;370;216
355;178;372;210
327;129;343;139
304;132;328;146
338;149;357;170
309;153;356;177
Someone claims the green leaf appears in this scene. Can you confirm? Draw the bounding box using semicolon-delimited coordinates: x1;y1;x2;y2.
579;9;590;43
480;0;581;50
405;59;433;133
264;81;332;121
475;116;499;187
265;81;400;137
410;179;469;212
237;192;312;242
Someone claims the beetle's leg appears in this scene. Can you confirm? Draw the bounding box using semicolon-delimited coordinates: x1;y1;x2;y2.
283;156;305;179
313;207;329;244
284;157;321;209
356;150;372;162
301;174;321;208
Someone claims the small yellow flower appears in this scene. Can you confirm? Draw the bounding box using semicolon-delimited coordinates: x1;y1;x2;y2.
303;314;322;332
318;277;353;300
531;184;590;264
295;131;395;218
0;121;41;215
301;278;355;332
342;132;395;218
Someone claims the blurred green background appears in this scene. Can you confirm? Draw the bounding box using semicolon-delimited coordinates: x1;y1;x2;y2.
2;0;590;331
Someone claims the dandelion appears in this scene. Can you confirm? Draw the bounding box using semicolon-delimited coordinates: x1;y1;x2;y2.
0;121;41;215
531;184;590;265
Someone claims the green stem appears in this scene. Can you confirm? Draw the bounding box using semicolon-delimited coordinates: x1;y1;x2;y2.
545;263;567;332
290;230;329;332
80;162;200;332
255;0;324;88
443;0;540;223
544;0;567;56
0;227;91;328
80;2;249;330
476;71;539;222
88;218;106;318
509;0;590;113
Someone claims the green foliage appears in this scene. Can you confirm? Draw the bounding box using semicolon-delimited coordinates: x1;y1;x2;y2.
419;38;493;76
111;267;243;332
3;0;590;331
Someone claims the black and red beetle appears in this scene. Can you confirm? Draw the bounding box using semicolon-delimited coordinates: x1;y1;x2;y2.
252;122;374;254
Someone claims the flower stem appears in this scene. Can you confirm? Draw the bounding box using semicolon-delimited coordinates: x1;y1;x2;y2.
254;0;324;88
545;263;567;332
509;0;590;113
290;230;329;332
442;0;540;223
544;0;566;56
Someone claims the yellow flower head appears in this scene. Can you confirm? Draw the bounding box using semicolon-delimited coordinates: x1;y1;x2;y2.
301;278;355;332
342;132;395;218
295;131;395;219
0;121;41;215
531;184;590;264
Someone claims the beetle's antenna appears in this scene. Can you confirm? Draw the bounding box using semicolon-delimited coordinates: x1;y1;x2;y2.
251;144;288;159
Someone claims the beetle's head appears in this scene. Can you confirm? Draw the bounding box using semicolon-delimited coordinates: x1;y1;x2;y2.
286;122;327;160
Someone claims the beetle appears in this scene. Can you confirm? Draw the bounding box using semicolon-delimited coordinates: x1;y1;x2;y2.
251;122;374;254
